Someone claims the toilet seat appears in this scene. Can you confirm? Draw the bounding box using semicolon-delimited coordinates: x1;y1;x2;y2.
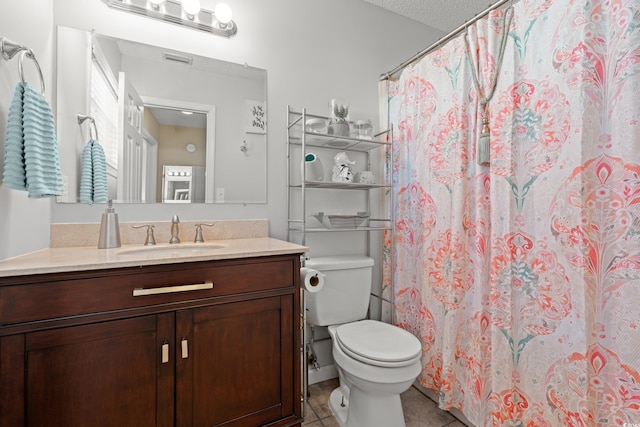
335;320;421;368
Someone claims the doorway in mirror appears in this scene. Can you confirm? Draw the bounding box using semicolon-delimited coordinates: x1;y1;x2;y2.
162;165;205;203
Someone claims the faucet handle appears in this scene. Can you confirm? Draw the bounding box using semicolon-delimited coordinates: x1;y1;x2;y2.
194;223;215;243
132;224;156;245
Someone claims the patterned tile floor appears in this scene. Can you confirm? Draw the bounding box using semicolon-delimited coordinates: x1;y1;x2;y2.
303;378;469;427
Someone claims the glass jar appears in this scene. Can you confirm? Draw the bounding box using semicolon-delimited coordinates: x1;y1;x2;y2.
355;119;373;139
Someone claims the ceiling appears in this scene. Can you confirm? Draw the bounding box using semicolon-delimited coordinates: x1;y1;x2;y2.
147;106;207;128
362;0;499;33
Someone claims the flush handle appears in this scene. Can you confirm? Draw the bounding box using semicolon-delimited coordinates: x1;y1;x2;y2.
181;339;189;359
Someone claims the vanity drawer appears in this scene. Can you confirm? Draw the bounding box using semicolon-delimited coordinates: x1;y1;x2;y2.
0;256;298;326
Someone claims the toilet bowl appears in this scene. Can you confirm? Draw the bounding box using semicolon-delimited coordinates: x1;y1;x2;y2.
304;256;422;427
327;320;422;427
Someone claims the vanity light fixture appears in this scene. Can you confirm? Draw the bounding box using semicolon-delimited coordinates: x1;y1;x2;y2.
181;0;200;19
214;3;232;26
101;0;237;38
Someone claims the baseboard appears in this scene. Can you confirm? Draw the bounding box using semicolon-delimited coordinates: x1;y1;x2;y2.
413;381;475;427
308;364;338;385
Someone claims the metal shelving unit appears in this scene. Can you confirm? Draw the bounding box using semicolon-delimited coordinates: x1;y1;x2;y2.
286;106;392;246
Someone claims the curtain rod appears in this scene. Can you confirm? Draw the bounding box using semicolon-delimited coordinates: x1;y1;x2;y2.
380;0;513;81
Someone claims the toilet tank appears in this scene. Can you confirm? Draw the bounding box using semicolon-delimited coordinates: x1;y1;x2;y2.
304;255;374;326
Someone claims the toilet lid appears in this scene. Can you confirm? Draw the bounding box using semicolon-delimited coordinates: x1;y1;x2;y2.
335;320;421;367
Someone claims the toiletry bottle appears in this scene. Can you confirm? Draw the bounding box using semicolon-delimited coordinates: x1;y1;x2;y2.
98;200;122;249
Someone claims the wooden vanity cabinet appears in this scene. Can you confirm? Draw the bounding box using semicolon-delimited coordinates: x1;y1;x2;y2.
2;313;176;427
0;254;303;427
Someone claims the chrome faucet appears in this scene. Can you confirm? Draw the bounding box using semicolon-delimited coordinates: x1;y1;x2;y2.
193;223;215;243
170;215;180;244
132;224;156;245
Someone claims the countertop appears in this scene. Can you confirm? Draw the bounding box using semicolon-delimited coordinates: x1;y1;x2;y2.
0;238;308;277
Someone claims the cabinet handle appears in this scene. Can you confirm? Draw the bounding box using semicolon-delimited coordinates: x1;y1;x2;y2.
132;281;213;296
181;339;189;359
162;343;169;364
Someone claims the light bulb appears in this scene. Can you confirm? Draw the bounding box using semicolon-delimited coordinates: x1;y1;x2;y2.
182;0;201;17
148;0;164;9
214;3;232;24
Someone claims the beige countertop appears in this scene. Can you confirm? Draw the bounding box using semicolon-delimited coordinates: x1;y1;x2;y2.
0;238;308;277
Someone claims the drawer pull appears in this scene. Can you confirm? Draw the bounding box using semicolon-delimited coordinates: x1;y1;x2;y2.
181;339;189;359
133;281;213;296
162;343;169;364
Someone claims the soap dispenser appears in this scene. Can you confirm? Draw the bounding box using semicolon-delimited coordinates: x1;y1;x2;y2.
98;200;121;249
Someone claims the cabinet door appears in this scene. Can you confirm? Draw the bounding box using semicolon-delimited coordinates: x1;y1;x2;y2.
176;296;295;427
2;314;174;427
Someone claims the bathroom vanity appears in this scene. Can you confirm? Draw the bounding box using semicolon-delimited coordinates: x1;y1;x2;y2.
0;237;306;427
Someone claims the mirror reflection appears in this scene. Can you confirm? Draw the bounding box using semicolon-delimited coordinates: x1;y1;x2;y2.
147;107;207;203
56;26;267;204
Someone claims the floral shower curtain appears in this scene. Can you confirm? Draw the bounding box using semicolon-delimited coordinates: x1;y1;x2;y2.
387;0;640;425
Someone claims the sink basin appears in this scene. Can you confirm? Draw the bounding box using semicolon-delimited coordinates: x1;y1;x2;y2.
118;243;226;257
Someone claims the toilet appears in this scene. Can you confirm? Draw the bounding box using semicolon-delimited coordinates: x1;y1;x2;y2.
305;256;422;427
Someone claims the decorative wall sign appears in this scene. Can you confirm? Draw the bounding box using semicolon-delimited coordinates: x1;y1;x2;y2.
245;100;266;134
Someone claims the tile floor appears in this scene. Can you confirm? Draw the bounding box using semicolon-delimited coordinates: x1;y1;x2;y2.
303;378;468;427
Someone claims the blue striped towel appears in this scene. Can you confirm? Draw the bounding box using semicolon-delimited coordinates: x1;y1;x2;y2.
91;142;108;203
79;140;108;204
2;82;63;198
79;141;93;203
2;82;26;190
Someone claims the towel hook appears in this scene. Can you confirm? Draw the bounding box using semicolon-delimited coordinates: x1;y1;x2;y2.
77;114;99;141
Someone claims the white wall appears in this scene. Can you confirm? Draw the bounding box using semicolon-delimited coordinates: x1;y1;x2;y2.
47;0;442;238
0;0;54;260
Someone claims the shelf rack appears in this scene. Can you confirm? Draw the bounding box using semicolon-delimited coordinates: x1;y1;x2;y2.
287;106;392;245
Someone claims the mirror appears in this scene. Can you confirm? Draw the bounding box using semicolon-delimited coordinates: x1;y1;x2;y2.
55;26;267;204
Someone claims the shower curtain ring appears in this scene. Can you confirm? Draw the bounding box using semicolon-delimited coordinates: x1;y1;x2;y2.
18;49;45;95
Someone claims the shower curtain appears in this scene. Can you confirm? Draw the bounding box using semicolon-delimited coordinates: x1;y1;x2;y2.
386;0;640;425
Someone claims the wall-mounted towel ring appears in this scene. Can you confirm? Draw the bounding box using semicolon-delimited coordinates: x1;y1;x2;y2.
1;37;45;95
1;37;24;60
77;114;99;141
18;50;45;95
